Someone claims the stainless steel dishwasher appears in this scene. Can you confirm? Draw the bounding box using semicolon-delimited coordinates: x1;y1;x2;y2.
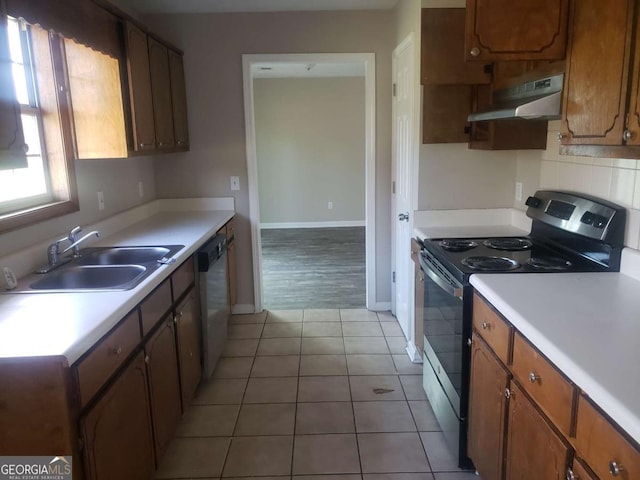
197;233;229;379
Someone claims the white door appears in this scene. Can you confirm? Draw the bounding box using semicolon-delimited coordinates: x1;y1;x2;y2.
392;35;416;342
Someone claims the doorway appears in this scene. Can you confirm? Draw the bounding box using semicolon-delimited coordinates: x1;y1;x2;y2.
242;53;376;313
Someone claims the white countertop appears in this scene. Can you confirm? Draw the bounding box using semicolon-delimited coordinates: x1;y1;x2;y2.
0;209;234;364
470;272;640;444
415;224;529;240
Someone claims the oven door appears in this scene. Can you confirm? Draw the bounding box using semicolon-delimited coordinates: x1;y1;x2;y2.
419;249;474;468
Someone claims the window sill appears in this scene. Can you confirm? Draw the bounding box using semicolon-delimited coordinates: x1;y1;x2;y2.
0;199;79;234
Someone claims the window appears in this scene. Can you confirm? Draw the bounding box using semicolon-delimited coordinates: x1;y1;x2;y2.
0;17;52;214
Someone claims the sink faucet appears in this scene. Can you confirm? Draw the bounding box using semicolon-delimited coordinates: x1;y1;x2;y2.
62;229;101;258
39;227;101;273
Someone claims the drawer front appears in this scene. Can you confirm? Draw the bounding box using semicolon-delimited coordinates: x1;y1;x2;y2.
512;332;575;437
140;279;172;336
576;395;640;480
473;294;512;364
76;310;141;407
171;257;194;303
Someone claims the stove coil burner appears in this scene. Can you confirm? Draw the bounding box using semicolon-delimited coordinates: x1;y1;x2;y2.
527;257;573;271
438;239;478;252
461;256;521;271
483;237;533;251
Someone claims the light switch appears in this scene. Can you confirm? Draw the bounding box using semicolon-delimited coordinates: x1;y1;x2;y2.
230;176;240;191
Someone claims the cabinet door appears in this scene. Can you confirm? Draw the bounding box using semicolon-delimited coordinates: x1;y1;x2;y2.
423;85;471;143
227;240;237;307
561;0;635;146
81;352;154;480
148;37;174;150
467;335;510;480
421;9;490;85
144;317;182;464
465;0;569;61
175;290;202;408
125;22;156;152
504;383;570;480
168;49;189;150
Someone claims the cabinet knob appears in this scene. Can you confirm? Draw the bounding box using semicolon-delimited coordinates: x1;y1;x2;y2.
528;372;540;383
481;321;490;330
556;132;565;141
566;468;578;480
609;461;623;476
504;387;512;399
139;142;154;148
110;346;122;356
467;338;472;347
469;46;480;57
623;130;633;141
144;355;150;364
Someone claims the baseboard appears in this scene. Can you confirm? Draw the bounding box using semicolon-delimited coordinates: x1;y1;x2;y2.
368;302;392;312
260;220;365;229
231;304;256;314
406;341;423;364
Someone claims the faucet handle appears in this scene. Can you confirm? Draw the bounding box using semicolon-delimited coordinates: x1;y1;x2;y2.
68;226;82;241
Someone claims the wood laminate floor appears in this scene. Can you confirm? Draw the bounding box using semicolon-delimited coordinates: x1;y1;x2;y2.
261;227;366;309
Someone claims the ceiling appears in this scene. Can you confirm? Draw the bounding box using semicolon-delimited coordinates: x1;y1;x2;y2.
121;0;399;14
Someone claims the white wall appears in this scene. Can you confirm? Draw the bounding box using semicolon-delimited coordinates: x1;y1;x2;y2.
145;10;395;307
0;157;156;260
254;77;365;226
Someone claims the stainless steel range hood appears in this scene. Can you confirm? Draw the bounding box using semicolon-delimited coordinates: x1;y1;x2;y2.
468;73;564;122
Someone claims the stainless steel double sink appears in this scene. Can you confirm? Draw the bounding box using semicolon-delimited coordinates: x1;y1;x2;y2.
26;245;184;292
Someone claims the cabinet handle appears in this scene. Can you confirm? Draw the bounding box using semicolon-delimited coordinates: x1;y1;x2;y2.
144;355;150;364
623;130;633;141
469;46;480;57
467;338;472;347
566;468;578;480
504;387;512;399
138;142;154;148
481;321;490;330
609;461;623;476
109;346;122;356
528;372;540;383
177;140;184;145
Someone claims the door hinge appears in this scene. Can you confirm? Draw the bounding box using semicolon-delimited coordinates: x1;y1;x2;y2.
392;271;396;283
392;181;396;194
393;83;397;97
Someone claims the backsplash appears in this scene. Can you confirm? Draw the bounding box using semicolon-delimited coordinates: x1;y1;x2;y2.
539;120;640;250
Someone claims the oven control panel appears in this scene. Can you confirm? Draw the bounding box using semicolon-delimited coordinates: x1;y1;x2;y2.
525;190;626;244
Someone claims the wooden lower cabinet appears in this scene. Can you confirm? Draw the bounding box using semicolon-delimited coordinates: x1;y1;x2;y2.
505;382;570;480
467;335;510;480
81;352;155;480
144;317;182;463
175;290;202;407
228;239;237;307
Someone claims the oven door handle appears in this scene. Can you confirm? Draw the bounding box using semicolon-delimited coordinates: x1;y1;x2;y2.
420;256;464;299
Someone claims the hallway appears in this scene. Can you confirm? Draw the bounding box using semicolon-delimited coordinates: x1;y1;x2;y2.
155;309;477;480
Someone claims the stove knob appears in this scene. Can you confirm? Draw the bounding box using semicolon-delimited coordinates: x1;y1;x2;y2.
525;196;542;208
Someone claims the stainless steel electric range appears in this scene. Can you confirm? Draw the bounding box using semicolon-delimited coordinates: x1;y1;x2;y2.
417;190;626;469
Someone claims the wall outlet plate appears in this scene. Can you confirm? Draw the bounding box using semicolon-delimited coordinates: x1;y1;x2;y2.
515;182;523;202
97;191;105;211
230;176;240;191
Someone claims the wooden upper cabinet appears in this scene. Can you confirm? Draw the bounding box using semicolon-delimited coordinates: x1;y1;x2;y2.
148;37;175;150
124;22;156;153
168;49;189;150
465;0;570;61
561;0;635;147
423;84;472;143
421;8;490;85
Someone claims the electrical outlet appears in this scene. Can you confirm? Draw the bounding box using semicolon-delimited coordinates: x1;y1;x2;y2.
515;182;523;202
97;191;105;211
138;181;144;198
230;176;240;191
328;201;333;210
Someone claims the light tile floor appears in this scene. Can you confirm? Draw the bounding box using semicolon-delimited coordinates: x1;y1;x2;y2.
156;309;480;480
